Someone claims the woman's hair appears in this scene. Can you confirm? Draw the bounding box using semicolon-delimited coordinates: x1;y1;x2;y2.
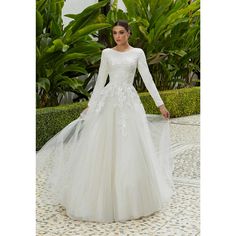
113;20;132;35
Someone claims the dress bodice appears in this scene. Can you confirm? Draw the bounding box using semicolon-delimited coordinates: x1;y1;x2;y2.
105;48;139;85
88;47;164;109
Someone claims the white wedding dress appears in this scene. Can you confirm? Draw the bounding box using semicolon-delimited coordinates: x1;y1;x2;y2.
36;47;176;223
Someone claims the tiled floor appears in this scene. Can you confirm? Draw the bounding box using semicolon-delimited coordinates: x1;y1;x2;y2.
36;114;200;236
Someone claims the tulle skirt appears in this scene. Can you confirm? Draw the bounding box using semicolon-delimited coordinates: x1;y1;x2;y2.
36;83;175;223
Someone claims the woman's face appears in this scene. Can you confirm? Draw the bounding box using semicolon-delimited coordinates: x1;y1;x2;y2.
112;25;130;46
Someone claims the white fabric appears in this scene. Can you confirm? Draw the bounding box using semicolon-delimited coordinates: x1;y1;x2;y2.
36;47;175;223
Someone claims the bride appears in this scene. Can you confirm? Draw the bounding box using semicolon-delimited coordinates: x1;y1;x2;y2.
37;19;175;223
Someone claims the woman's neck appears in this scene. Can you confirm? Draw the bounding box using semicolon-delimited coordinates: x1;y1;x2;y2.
114;44;131;51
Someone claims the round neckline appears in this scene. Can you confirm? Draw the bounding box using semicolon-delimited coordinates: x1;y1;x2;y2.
110;47;135;53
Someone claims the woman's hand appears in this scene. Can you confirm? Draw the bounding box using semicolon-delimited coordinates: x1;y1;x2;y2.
159;104;170;120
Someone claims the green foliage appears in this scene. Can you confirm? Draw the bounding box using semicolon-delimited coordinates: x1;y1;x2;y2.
140;86;200;117
36;0;200;112
36;100;88;150
106;0;200;91
36;87;200;150
36;0;112;108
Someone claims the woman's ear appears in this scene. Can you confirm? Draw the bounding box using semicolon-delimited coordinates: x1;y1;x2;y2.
128;30;131;37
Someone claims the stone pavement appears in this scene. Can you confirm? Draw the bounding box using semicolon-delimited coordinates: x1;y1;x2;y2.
36;114;200;236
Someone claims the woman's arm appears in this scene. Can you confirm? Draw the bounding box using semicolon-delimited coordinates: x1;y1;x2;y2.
137;49;170;119
137;49;164;108
87;49;109;109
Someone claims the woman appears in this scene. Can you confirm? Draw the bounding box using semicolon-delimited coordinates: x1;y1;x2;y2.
37;20;175;223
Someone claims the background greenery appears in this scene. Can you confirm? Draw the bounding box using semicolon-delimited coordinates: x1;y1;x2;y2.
36;0;200;108
105;0;200;91
36;0;111;108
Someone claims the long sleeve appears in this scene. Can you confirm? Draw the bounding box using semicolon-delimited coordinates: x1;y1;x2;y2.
88;49;109;108
137;49;164;108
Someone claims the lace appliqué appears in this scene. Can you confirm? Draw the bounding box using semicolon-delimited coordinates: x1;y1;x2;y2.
91;83;144;137
118;112;128;137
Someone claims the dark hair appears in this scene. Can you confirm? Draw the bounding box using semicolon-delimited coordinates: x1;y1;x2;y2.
113;20;132;35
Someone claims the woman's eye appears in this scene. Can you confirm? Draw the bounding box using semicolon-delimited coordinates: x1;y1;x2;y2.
112;31;125;34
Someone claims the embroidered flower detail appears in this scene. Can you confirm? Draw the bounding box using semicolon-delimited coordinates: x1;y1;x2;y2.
118;112;128;137
90;83;145;137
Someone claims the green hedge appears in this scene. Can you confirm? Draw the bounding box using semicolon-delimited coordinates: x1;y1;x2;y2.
36;87;200;150
140;86;200;117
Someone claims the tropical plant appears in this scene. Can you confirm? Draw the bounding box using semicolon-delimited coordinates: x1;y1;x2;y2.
105;0;200;91
36;0;111;107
